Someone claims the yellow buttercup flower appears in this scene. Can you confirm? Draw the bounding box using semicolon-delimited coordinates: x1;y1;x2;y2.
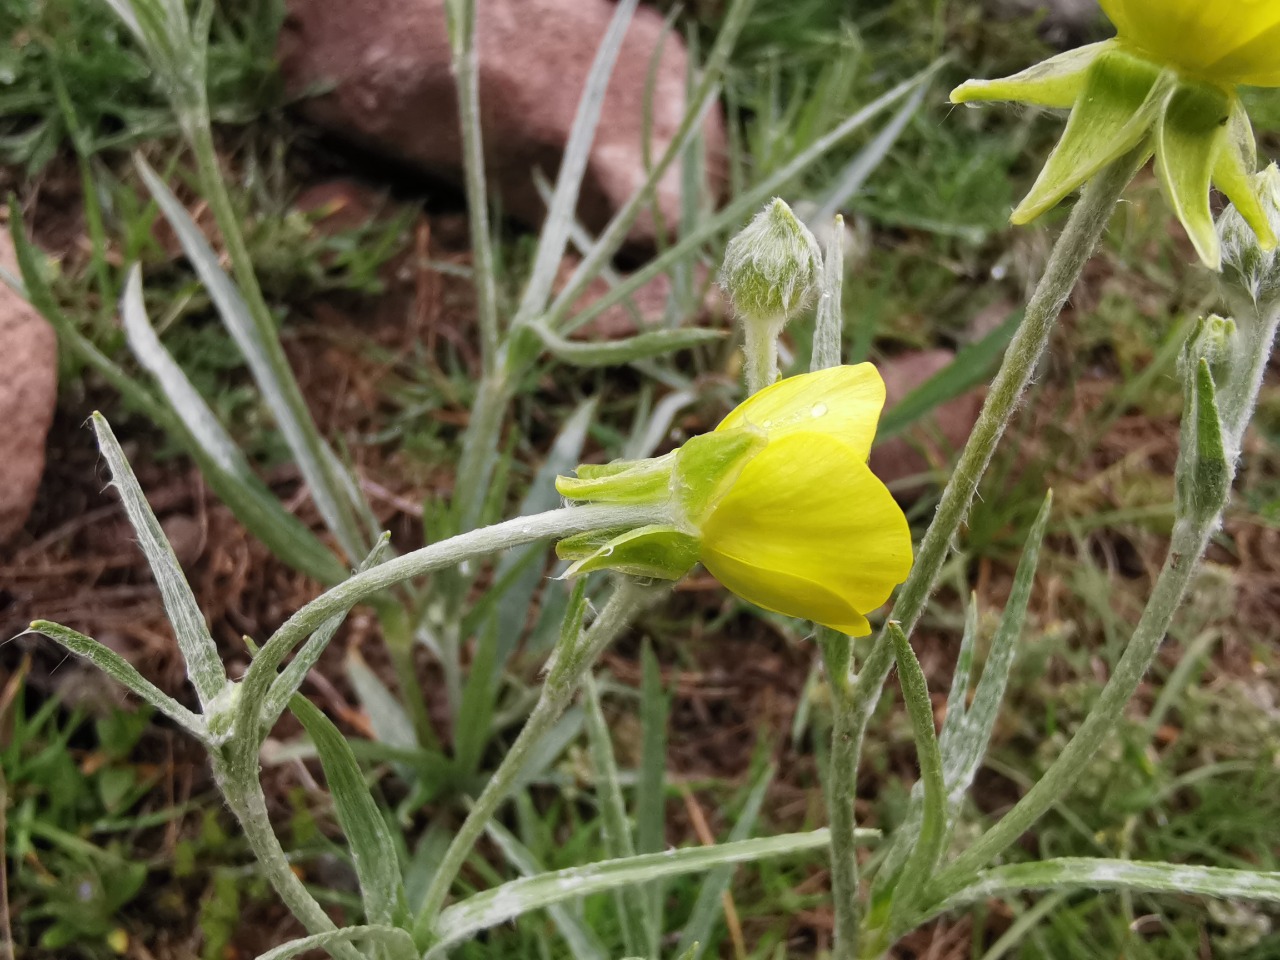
556;365;914;636
952;1;1280;268
1100;0;1280;87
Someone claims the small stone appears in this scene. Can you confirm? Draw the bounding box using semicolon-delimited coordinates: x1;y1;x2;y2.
0;224;58;545
278;0;727;249
870;349;983;499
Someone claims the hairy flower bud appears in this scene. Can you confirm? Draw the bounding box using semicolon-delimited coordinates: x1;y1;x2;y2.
1220;165;1280;308
720;198;821;324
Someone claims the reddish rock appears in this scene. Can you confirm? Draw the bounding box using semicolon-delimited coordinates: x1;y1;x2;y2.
870;349;983;496
0;226;58;544
278;0;726;249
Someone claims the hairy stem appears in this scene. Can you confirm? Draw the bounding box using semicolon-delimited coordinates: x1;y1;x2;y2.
217;767;364;960
923;303;1280;905
846;151;1143;809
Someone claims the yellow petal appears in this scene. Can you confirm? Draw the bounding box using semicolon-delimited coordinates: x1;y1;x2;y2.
700;432;913;630
1102;0;1280;85
716;364;886;462
702;549;873;636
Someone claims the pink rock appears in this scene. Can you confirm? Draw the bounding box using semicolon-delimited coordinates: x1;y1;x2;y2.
278;0;726;249
870;349;983;496
0;227;58;543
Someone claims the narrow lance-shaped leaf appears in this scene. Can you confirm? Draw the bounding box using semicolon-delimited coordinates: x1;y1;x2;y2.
290;695;409;930
120;267;347;584
884;623;947;929
25;621;205;737
924;858;1280;921
92;413;226;711
940;491;1053;810
810;216;845;373
534;323;724;368
252;926;416;960
515;0;640;321
429;828;877;951
134;155;367;561
255;534;393;742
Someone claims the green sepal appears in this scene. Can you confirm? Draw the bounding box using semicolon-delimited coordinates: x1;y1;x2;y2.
951;40;1108;110
671;426;767;526
1155;80;1233;269
1013;46;1170;225
1212;100;1277;257
556;451;676;505
558;524;701;581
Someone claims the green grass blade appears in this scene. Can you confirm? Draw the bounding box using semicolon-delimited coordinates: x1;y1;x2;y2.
515;0;639;321
551;62;943;337
24;621;204;736
134;154;367;560
289;696;409;930
636;640;668;951
813;83;928;224
544;0;756;333
485;814;609;960
119;267;346;584
582;673;647;955
90;413;226;711
491;400;597;669
939;492;1053;810
347;649;419;754
430;829;875;951
673;763;775;959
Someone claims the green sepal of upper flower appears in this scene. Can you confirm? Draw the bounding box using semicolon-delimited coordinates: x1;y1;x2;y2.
953;41;1277;270
556;524;702;580
554;428;767;581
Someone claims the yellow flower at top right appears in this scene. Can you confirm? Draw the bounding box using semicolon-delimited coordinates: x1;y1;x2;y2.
1100;0;1280;87
952;1;1280;269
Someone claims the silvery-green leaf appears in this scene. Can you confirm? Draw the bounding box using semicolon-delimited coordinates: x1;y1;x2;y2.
429;828;878;951
26;621;204;737
536;323;724;368
134;156;366;561
290;696;409;930
939;492;1053;812
252;926;415;960
925;858;1280;921
119;267;346;585
91;413;226;711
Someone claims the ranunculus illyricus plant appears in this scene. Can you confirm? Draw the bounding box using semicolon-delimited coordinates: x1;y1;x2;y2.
952;0;1280;269
556;365;913;636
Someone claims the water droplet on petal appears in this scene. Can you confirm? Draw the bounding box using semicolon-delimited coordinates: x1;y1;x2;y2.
811;402;828;418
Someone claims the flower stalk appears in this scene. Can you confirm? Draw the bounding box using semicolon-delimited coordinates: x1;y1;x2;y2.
921;292;1280;912
846;148;1145;767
